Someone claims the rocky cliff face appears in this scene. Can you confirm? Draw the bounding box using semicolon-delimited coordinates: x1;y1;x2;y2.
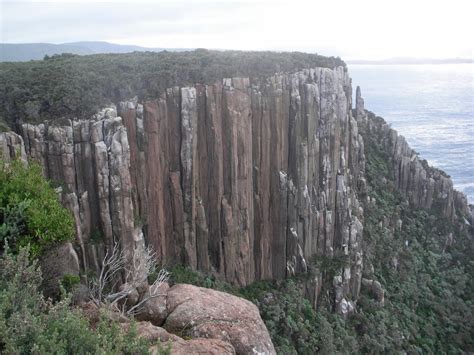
20;111;142;271
354;88;459;220
1;67;471;314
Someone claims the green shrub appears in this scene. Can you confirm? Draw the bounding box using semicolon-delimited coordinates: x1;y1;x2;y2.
0;159;74;256
0;246;153;354
61;274;81;293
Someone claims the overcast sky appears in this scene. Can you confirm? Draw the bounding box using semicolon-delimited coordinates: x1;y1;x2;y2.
1;0;473;60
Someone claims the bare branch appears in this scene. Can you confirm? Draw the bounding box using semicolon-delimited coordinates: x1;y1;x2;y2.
87;240;170;318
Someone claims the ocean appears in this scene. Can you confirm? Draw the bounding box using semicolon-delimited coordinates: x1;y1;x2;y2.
349;64;474;203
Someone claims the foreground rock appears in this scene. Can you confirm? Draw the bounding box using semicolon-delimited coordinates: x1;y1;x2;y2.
164;284;276;355
121;322;236;355
135;282;170;326
80;282;274;355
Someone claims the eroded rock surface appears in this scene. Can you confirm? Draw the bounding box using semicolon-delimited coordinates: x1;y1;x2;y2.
121;322;236;355
20;109;143;273
164;284;275;355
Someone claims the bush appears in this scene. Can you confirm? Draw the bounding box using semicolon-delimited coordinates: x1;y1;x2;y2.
61;274;81;293
0;159;74;256
0;246;152;354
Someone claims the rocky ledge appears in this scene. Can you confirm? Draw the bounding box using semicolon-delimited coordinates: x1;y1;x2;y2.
80;283;276;355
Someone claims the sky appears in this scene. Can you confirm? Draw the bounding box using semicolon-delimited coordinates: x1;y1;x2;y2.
1;0;473;60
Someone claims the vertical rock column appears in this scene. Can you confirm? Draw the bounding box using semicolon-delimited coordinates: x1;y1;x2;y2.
0;131;27;162
20;108;141;273
221;78;255;285
180;87;199;269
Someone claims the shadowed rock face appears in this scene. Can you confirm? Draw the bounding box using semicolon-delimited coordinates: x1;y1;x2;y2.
1;68;470;314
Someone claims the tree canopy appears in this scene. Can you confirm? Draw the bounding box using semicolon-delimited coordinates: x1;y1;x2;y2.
0;50;345;129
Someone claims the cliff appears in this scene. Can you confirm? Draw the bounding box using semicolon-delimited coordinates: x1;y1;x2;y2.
1;66;471;316
355;88;457;219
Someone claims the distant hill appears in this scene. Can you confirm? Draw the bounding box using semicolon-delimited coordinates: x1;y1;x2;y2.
347;57;473;65
0;41;191;62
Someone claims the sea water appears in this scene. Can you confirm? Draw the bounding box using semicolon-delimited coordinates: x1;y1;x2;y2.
350;64;474;203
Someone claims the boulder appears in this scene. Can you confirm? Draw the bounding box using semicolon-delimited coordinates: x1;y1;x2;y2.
39;242;80;299
120;321;182;343
122;321;236;355
136;282;170;326
164;284;276;355
159;338;235;355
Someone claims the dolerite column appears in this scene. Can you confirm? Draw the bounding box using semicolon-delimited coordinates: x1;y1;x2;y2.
180;87;198;269
0;131;27;162
202;83;225;273
166;87;186;265
143;100;170;264
267;74;290;280
102;116;139;263
251;82;272;280
222;78;255;285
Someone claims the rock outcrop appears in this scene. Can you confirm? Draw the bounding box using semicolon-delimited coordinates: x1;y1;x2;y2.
164;284;276;354
0;131;26;163
20;108;143;272
355;87;459;220
81;282;274;355
361;278;385;306
1;68;471;316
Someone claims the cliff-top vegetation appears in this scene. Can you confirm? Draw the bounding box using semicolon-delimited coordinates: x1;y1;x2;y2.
0;50;345;129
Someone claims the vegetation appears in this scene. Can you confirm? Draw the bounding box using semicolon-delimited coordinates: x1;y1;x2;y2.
0;159;74;256
0;159;166;353
0;50;345;128
357;122;474;353
0;246;152;354
1;50;472;352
